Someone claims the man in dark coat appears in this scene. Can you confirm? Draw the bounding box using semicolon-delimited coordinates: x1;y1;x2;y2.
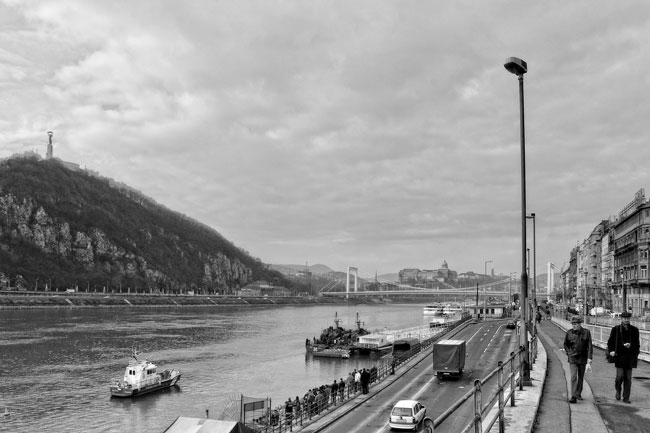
563;315;593;403
607;311;640;403
330;379;338;404
360;368;370;394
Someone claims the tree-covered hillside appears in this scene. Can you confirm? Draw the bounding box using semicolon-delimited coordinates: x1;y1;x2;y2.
0;154;288;293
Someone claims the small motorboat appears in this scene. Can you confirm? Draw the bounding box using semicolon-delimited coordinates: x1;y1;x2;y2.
110;349;181;398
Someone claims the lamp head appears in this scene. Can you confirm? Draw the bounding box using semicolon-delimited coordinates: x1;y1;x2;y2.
504;57;527;76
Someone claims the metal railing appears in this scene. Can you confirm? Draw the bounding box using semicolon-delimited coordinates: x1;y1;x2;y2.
423;337;537;432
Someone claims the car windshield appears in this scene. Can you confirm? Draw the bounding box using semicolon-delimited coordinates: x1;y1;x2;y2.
392;407;413;416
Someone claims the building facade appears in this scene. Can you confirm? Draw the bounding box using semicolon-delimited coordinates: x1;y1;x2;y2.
563;189;650;317
612;189;650;316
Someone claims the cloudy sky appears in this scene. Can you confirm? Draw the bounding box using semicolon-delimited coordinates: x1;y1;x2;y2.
2;1;650;278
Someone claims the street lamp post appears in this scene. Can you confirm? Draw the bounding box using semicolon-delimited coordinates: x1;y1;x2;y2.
509;271;517;317
484;260;493;279
483;260;492;320
621;271;627;313
504;56;531;385
526;213;536;311
583;270;588;321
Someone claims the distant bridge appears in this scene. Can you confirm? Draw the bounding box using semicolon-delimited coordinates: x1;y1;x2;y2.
320;273;517;298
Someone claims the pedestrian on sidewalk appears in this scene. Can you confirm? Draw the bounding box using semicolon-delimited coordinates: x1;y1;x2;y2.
563;315;593;403
607;311;640;403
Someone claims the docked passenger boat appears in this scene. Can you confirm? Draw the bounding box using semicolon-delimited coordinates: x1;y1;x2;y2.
353;332;394;355
423;304;444;315
110;350;181;398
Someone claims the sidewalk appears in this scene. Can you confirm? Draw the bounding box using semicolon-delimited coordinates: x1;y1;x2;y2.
535;319;650;433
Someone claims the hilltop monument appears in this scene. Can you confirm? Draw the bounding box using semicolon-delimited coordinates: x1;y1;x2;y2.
46;131;53;159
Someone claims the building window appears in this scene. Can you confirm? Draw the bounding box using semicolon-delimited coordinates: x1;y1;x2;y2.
641;265;648;279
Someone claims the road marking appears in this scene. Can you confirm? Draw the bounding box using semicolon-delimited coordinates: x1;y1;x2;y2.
348;360;437;433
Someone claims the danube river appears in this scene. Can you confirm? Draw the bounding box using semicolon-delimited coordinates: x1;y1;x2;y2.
0;302;433;432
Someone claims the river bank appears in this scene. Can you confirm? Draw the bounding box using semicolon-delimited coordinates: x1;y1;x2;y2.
0;292;447;309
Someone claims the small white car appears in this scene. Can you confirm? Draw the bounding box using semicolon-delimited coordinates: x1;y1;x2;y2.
388;399;426;431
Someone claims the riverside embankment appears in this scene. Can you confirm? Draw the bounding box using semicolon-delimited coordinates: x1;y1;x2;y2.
0;292;445;309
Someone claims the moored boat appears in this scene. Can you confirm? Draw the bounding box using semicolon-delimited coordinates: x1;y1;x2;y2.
353;332;394;354
306;312;369;357
311;347;351;359
110;350;181;398
423;304;444;315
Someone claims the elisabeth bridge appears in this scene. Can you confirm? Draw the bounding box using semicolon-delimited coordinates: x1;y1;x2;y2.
318;266;554;304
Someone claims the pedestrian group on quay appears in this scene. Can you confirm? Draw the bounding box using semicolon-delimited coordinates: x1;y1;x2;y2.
563;311;641;404
263;366;378;429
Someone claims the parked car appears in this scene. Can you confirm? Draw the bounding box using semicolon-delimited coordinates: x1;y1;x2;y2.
388;400;426;431
506;320;517;329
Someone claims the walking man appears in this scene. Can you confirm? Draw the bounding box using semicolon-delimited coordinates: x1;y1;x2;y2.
563;315;593;403
607;311;640;403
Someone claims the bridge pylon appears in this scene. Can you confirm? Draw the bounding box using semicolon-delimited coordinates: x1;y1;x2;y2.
346;267;358;299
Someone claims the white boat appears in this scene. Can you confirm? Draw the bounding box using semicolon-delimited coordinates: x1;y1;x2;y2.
429;305;466;325
442;304;465;315
423;304;444;315
354;332;394;354
110;350;181;398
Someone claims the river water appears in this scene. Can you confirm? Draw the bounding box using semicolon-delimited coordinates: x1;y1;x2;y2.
0;302;432;433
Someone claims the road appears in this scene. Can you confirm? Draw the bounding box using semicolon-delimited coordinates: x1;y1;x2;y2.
316;319;521;433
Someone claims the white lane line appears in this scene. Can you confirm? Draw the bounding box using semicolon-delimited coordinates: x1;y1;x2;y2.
350;362;436;433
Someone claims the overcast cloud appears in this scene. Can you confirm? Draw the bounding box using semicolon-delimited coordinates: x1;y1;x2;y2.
2;1;650;278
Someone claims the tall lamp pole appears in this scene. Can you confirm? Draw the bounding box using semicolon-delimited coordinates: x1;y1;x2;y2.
485;260;493;279
509;271;517;315
583;270;588;321
526;213;536;311
621;271;627;313
504;56;530;385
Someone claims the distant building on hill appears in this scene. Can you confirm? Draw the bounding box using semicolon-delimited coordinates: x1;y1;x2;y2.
398;261;458;285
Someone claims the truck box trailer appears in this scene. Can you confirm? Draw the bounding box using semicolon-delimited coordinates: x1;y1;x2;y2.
432;339;466;379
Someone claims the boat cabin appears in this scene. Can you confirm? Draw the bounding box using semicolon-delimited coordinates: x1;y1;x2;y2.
355;333;394;352
122;360;159;388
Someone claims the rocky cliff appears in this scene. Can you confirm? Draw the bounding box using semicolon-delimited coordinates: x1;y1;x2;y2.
0;154;282;293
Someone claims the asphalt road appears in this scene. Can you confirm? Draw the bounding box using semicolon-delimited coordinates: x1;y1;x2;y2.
315;319;520;433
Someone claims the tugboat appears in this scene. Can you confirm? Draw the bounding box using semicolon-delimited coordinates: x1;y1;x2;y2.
306;312;369;357
110;349;181;398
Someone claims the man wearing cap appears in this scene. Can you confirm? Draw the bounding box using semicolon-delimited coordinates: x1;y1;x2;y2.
563;315;593;403
607;311;640;403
